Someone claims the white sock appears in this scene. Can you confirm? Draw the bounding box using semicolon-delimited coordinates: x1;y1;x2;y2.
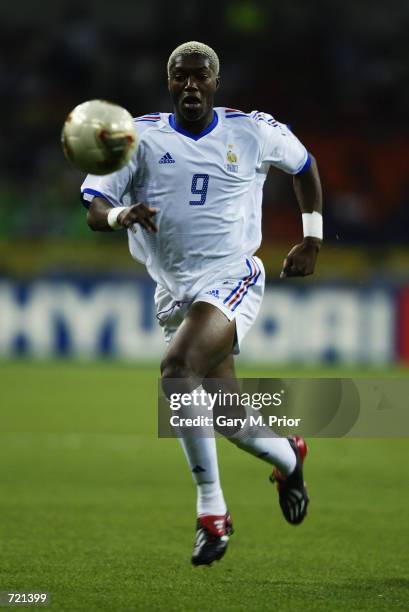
173;386;227;517
197;482;226;516
229;418;296;476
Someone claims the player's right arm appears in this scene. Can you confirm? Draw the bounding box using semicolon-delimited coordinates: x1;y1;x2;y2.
87;197;158;233
82;118;158;234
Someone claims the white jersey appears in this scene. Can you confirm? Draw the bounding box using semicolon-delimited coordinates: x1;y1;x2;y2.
81;107;309;300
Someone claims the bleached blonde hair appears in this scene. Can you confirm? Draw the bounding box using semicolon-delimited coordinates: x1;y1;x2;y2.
167;41;220;76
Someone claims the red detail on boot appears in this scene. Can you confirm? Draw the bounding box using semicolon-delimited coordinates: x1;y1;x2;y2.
271;436;308;484
292;436;308;462
198;515;227;537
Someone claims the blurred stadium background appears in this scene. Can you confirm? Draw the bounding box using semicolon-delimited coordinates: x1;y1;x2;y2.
1;2;409;610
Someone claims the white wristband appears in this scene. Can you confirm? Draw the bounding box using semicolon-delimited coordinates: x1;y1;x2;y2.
302;212;323;239
107;206;129;230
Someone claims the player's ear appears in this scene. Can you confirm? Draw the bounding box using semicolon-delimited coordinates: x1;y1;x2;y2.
215;76;220;89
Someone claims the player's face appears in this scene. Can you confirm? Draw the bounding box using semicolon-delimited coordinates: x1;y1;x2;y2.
168;54;219;123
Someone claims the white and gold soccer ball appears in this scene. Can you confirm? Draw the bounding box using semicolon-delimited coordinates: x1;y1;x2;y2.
61;99;137;175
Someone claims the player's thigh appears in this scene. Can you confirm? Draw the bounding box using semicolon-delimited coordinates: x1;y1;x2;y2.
161;301;236;378
204;353;240;402
204;354;237;388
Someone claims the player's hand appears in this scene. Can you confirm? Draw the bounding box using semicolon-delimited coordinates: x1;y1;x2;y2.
280;237;321;278
117;203;158;233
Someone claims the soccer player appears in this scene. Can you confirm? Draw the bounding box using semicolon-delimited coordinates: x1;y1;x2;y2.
81;41;323;566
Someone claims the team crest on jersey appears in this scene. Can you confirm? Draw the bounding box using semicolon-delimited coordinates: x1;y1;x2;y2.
226;145;238;173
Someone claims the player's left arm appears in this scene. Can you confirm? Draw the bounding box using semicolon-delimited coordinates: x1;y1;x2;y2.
281;154;323;278
256;113;323;277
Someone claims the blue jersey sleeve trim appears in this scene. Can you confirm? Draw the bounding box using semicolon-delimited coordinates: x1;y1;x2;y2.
81;188;113;209
295;152;312;175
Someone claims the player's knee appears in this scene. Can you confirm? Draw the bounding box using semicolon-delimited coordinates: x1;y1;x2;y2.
160;354;203;397
161;354;189;378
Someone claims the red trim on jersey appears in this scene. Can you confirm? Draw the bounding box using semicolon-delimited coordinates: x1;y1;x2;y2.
397;289;409;361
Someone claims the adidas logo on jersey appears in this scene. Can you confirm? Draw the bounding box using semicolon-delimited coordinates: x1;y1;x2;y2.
159;152;175;164
205;289;220;299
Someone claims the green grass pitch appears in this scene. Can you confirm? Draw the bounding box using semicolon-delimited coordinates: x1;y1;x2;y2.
1;361;408;611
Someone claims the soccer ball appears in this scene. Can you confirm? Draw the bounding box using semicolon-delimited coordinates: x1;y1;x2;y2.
61;99;137;175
